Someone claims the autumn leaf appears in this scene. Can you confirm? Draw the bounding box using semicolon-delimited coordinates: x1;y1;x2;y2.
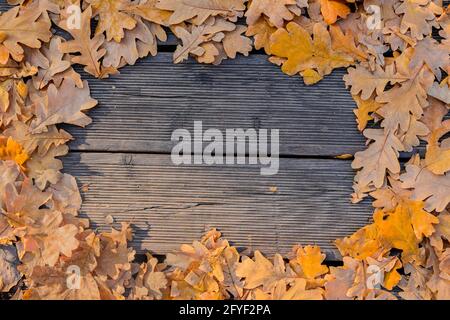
128;253;168;300
30;79;97;134
395;0;442;40
352;94;382;132
374;200;439;258
157;0;246;25
424;116;450;175
86;0;137;42
430;211;450;252
0;79;29;127
335;224;384;260
1;0;450;301
47;173;82;216
27;144;68;190
246;0;297;28
344;64;406;100
319;0;350;25
269;22;353;84
31;37;82;90
58;6;117;78
329;24;368;62
289;245;328;282
0;136;29;170
236;251;287;291
126;0;171;25
352;129;404;189
3;121;72;157
401;163;450;212
102;17;166;68
245;17;277;54
0;6;52;63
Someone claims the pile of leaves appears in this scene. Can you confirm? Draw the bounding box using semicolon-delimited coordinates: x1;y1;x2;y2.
0;0;449;299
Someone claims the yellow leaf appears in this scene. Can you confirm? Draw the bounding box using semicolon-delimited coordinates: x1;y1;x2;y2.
290;245;329;280
374;200;438;258
245;17;277;54
424;119;450;175
374;207;419;258
335;224;384;260
407;200;439;241
319;0;350;25
0;136;29;170
269;22;353;83
300;68;322;85
383;259;402;290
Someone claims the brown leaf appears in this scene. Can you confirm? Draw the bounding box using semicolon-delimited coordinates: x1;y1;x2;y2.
30;79;97;134
58;6;117;78
27;144;68;190
157;0;246;25
86;0;137;42
3;121;72;156
0;6;52;63
352;129;404;189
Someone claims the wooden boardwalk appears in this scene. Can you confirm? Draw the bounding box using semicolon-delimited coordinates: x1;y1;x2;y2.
0;2;405;260
61;53;377;260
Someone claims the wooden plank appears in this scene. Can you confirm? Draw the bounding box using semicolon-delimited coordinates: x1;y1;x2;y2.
64;153;372;260
64;53;366;156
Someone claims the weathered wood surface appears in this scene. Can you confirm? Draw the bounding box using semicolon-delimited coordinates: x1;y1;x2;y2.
64;53;366;157
64;153;372;260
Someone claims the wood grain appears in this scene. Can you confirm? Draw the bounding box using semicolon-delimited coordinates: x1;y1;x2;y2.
64;153;372;260
64;53;366;157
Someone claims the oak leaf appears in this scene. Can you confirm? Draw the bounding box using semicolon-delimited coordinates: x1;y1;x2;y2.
0;6;52;63
157;0;246;25
374;200;438;257
423;116;450;175
395;0;442;40
0;79;29;127
289;245;328;282
58;6;116;78
0;137;29;171
47;173;82;216
222;25;252;59
352;94;382;132
269;22;353;84
128;253;168;300
3;121;72;156
343;64;406;100
31;37;82;90
319;0;350;25
245;17;277;54
352;129;404;189
400;163;450;212
86;0;137;42
430;211;450;251
246;0;297;28
30;79;97;134
103;17;166;68
335;224;384;260
26;144;68;190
